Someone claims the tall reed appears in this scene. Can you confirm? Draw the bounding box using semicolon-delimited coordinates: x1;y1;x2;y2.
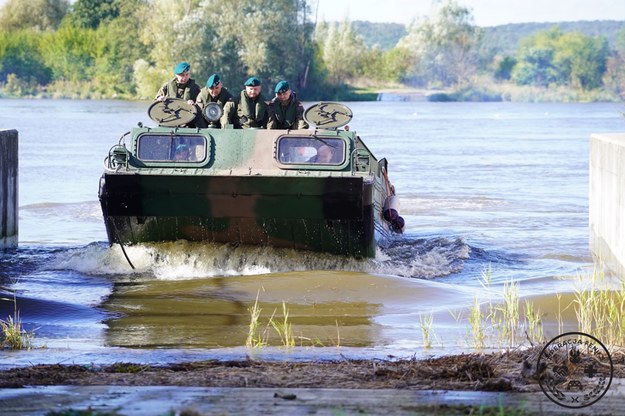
419;312;434;348
245;291;267;348
573;266;625;348
269;301;295;348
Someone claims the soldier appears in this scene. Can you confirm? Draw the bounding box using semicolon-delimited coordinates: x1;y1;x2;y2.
308;145;334;163
267;80;309;130
154;61;203;128
155;61;201;105
196;74;238;128
237;76;268;129
173;144;190;161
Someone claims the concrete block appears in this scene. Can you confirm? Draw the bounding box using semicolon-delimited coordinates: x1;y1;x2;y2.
590;133;625;277
0;129;18;249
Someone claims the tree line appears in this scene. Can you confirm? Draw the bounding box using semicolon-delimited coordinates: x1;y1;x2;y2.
1;0;624;101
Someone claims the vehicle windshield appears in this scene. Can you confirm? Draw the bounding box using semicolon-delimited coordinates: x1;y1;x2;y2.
137;134;207;162
277;137;345;165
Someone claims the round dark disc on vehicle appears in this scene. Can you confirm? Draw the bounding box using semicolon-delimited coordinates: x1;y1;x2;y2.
148;98;198;127
304;102;353;129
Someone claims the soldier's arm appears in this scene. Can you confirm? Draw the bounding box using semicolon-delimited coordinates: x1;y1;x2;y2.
155;83;168;101
296;103;309;129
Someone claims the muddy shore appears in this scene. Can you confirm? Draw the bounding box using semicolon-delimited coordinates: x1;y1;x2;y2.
1;348;625;415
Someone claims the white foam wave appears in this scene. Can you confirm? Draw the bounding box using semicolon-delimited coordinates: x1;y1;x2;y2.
44;237;471;281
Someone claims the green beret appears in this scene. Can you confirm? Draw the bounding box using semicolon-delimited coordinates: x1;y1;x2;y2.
274;80;290;94
206;74;220;88
174;61;190;74
244;76;261;87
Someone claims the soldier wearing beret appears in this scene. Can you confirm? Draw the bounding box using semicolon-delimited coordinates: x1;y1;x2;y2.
237;76;268;129
196;73;238;128
154;61;203;127
155;61;201;104
267;80;309;130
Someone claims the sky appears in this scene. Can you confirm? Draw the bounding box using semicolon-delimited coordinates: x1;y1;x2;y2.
313;0;625;26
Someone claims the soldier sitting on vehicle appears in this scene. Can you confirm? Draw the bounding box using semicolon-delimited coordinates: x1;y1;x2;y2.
267;80;309;130
154;61;203;128
237;76;268;129
196;74;238;128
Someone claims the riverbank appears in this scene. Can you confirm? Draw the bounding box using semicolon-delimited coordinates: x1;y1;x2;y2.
2;80;622;103
1;348;624;415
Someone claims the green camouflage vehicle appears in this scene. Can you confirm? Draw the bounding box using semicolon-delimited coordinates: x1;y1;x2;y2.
98;100;404;258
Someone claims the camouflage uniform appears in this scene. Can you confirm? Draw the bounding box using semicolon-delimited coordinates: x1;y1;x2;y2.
237;90;268;129
267;92;309;130
196;86;238;128
155;78;201;102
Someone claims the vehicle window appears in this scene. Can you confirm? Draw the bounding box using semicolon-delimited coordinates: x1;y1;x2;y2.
137;134;207;162
277;137;345;165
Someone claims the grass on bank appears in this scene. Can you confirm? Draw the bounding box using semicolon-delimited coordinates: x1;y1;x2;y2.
452;264;625;351
573;265;625;347
246;292;342;349
246;292;297;348
463;269;542;350
1;286;33;350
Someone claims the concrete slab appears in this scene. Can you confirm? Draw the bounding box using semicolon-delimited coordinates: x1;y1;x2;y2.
2;384;625;415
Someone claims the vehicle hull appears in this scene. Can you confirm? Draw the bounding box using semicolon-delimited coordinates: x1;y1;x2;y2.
99;173;381;258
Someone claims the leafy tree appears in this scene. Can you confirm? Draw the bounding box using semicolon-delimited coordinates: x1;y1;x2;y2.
135;0;314;99
493;56;516;81
554;33;608;90
0;0;69;31
359;46;413;84
88;0;148;96
0;31;51;85
397;0;481;87
512;47;558;87
603;26;625;96
66;0;120;29
512;27;609;90
315;20;368;85
380;47;415;83
133;0;197;98
39;26;97;82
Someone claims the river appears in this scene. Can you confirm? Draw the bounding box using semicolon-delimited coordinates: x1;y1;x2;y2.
0;98;623;365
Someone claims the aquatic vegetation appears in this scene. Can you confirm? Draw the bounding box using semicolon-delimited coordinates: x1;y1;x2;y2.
269;301;295;348
523;300;543;346
499;280;520;347
419;312;434;349
245;294;342;349
1;313;31;350
245;293;296;348
469;296;486;349
245;291;267;348
458;263;625;351
573;266;625;348
0;287;33;350
463;268;544;350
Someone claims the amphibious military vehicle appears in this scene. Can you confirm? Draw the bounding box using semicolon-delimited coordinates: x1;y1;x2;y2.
99;99;404;258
